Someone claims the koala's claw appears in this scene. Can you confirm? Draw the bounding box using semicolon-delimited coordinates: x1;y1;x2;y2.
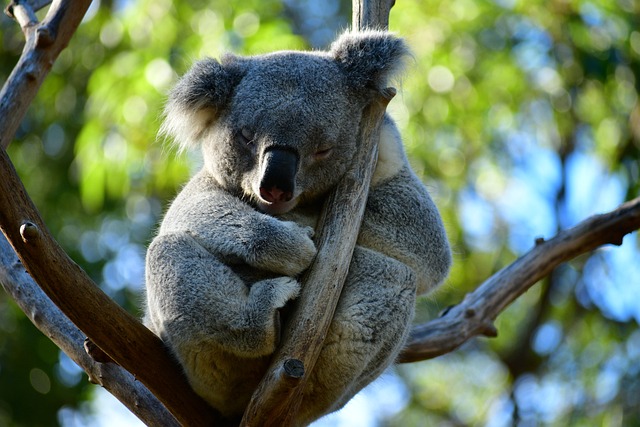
303;225;315;239
271;277;301;308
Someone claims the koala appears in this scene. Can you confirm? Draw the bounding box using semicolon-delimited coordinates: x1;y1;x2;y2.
144;30;451;426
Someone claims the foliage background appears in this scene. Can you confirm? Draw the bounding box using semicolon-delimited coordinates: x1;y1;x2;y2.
1;0;639;425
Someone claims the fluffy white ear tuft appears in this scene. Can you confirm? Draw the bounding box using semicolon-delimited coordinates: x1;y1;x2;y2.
160;102;218;152
159;56;242;151
330;29;410;90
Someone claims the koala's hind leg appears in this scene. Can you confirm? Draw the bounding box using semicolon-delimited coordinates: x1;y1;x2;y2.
295;246;417;426
144;232;301;416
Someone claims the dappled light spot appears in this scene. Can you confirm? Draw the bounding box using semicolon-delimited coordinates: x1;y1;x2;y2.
123;96;148;125
438;148;465;177
428;65;455;93
532;321;563;356
100;20;124;48
233;12;260;38
29;368;51;395
145;58;174;92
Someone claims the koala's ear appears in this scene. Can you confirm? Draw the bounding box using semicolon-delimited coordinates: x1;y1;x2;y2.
330;30;410;91
160;55;243;150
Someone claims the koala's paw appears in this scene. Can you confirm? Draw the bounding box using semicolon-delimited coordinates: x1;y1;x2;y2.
277;221;317;275
249;219;317;276
271;277;301;308
252;277;301;309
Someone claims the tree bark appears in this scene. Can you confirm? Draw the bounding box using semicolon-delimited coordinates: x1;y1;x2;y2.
352;0;395;29
240;87;396;426
0;1;223;425
0;233;179;427
1;0;89;148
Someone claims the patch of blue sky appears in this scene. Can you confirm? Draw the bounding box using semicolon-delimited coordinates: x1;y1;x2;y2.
458;188;499;252
579;2;604;27
532;321;563;356
510;18;554;72
510;17;553;49
513;373;579;423
485;393;514;427
497;175;557;253
311;370;410;427
514;144;563;200
582;234;640;323
102;243;145;292
512;41;552;72
562;151;626;228
487;137;561;252
60;388;144;427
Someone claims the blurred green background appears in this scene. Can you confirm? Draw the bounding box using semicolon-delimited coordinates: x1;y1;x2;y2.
1;0;639;425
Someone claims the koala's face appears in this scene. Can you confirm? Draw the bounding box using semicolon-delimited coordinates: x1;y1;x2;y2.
162;31;407;215
204;53;365;214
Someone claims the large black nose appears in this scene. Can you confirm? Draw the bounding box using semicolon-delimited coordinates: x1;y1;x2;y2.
259;148;298;203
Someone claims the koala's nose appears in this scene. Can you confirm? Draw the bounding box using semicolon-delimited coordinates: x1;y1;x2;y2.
259;147;298;204
260;186;293;203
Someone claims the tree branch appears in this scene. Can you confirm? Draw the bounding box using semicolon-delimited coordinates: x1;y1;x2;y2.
0;147;221;424
4;0;39;31
0;0;88;149
398;196;640;363
240;88;396;427
0;0;226;423
352;0;395;29
0;233;179;427
240;2;394;425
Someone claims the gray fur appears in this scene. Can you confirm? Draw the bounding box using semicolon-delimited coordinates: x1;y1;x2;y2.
145;30;451;425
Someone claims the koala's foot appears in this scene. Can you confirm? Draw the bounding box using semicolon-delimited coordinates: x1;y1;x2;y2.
294;246;417;426
250;276;301;309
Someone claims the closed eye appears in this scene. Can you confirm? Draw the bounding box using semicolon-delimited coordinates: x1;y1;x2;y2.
314;147;333;160
238;128;254;144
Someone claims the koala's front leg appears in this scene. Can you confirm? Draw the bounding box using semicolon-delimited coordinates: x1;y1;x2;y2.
145;232;300;358
161;184;317;277
245;219;317;277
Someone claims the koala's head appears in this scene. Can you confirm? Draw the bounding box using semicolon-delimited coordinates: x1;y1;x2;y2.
161;30;408;215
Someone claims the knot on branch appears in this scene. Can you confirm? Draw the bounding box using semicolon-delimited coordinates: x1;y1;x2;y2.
20;221;40;243
463;306;498;337
283;358;305;379
84;337;115;364
380;86;397;102
479;321;498;338
36;25;54;47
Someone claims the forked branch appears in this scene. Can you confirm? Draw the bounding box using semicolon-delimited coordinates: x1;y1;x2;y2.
1;0;89;149
398;196;640;363
0;0;222;423
0;233;179;427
